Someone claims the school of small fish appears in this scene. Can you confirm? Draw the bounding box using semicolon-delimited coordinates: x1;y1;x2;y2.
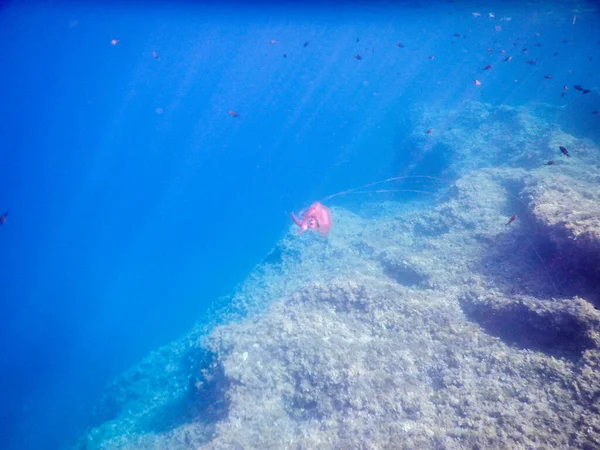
5;11;590;234
283;10;596;233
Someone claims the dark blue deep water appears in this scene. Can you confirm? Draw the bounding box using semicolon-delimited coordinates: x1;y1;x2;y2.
0;1;598;448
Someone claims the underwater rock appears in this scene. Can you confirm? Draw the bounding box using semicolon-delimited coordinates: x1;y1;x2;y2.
524;164;600;302
75;337;221;449
459;291;600;360
557;90;600;142
378;249;430;287
78;102;600;450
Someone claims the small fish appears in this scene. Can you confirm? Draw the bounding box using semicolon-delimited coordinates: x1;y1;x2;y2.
303;41;309;47
483;64;493;70
544;160;555;166
0;211;7;225
593;111;599;115
453;33;461;37
583;89;591;94
429;55;435;60
426;129;434;134
553;52;559;56
472;12;481;17
269;40;277;45
228;110;240;117
473;79;481;86
534;42;541;47
522;48;528;52
574;85;583;91
544;75;553;79
396;42;404;48
354;54;362;60
110;39;119;45
559;146;570;157
506;215;517;225
526;59;537;65
152;51;159;59
504;56;512;62
489;12;495;18
486;48;493;53
283;53;287;58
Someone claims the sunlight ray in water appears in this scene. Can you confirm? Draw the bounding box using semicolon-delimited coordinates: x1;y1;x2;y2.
1;0;599;449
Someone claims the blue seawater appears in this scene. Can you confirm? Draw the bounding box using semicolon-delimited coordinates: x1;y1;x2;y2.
0;1;598;449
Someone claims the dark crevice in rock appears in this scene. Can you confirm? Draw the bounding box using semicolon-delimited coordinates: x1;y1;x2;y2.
186;349;231;426
459;294;599;361
87;347;230;441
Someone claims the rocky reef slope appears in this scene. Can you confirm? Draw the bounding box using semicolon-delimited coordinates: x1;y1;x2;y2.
76;102;600;449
